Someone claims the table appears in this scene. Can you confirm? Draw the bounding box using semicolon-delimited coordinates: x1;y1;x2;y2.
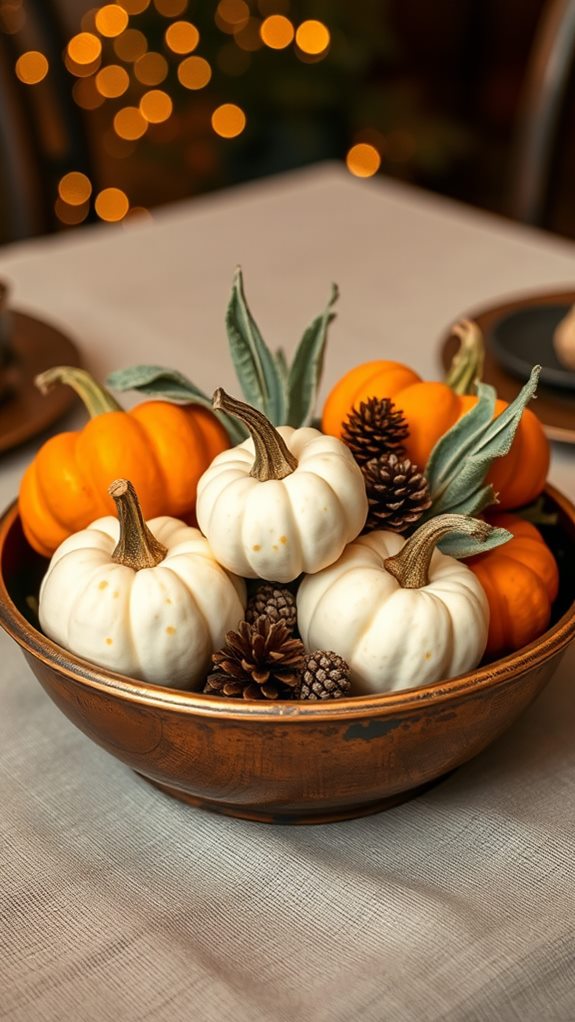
1;164;574;1022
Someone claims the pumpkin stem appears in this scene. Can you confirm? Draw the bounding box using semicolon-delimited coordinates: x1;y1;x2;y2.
384;513;494;589
35;366;122;417
444;320;485;395
109;479;167;570
212;388;298;481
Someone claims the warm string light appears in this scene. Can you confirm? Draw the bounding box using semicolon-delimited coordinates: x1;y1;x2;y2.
165;21;200;55
295;20;330;58
260;15;294;50
178;56;211;90
346;143;381;178
211;103;246;138
95;187;130;221
15;51;49;84
30;3;346;229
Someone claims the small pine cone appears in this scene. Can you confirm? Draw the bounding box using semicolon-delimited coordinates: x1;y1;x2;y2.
204;617;305;700
298;651;352;700
362;452;432;533
245;583;297;633
341;396;409;465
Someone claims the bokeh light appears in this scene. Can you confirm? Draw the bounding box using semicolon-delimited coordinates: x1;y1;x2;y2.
73;77;105;109
65;53;102;78
177;55;211;90
154;0;188;14
134;52;168;86
58;172;92;205
215;0;250;34
96;64;130;98
295;20;330;57
95;188;130;222
346;143;381;178
117;0;150;13
15;51;49;85
113;29;148;62
260;15;294;49
54;198;90;226
95;5;129;38
114;106;148;140
165;21;200;55
139;89;173;123
234;18;263;52
1;2;26;35
67;32;102;65
211;103;246;138
124;206;153;221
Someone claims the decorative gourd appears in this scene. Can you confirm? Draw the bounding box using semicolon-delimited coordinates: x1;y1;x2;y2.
38;479;246;689
19;366;229;558
195;389;368;583
296;514;497;694
321;322;549;511
465;512;559;658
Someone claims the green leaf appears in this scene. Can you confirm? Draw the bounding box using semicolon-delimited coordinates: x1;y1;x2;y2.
286;283;339;427
107;364;211;403
105;364;246;445
439;524;512;558
275;347;289;383
226;266;286;424
422;366;541;525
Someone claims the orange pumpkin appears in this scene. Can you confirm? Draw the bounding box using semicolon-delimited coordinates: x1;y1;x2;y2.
465;513;559;658
321;359;549;510
19;367;230;558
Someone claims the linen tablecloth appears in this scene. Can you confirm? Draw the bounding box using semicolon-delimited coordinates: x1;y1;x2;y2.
1;165;574;1022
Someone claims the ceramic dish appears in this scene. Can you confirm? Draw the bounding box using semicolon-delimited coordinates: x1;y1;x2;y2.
441;289;575;444
0;311;82;454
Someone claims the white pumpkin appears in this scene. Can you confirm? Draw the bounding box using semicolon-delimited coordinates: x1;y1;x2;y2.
39;479;246;689
196;389;368;583
296;514;492;694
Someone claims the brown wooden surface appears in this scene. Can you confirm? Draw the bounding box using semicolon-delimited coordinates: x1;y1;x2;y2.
1;489;574;824
440;288;575;443
0;310;82;454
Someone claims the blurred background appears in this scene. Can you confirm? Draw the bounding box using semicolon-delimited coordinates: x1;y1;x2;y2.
1;0;575;246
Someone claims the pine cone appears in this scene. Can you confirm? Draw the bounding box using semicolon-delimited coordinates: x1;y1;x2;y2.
204;617;305;700
362;452;432;533
246;583;297;633
298;651;352;700
341;397;409;465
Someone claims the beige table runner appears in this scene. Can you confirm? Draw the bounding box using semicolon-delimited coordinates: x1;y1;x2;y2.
1;165;574;1021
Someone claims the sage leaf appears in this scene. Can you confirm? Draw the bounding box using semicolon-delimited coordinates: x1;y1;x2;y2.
438;524;512;558
226;266;286;424
286;283;339;427
105;364;247;445
107;364;211;403
423;366;541;525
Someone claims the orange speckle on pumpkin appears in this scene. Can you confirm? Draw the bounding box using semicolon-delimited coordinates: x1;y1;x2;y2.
105;637;113;645
252;544;261;551
424;651;432;660
166;625;176;635
280;535;288;544
165;597;173;604
98;580;109;590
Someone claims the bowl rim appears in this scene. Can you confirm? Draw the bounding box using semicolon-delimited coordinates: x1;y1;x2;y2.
1;485;575;723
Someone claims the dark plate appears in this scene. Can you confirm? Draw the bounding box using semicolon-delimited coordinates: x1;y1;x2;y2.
0;310;81;454
440;289;575;444
490;303;575;391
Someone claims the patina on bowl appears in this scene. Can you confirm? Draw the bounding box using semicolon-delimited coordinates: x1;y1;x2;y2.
1;485;574;825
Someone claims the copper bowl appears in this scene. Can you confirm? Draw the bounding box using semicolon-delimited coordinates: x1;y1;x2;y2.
1;486;575;825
